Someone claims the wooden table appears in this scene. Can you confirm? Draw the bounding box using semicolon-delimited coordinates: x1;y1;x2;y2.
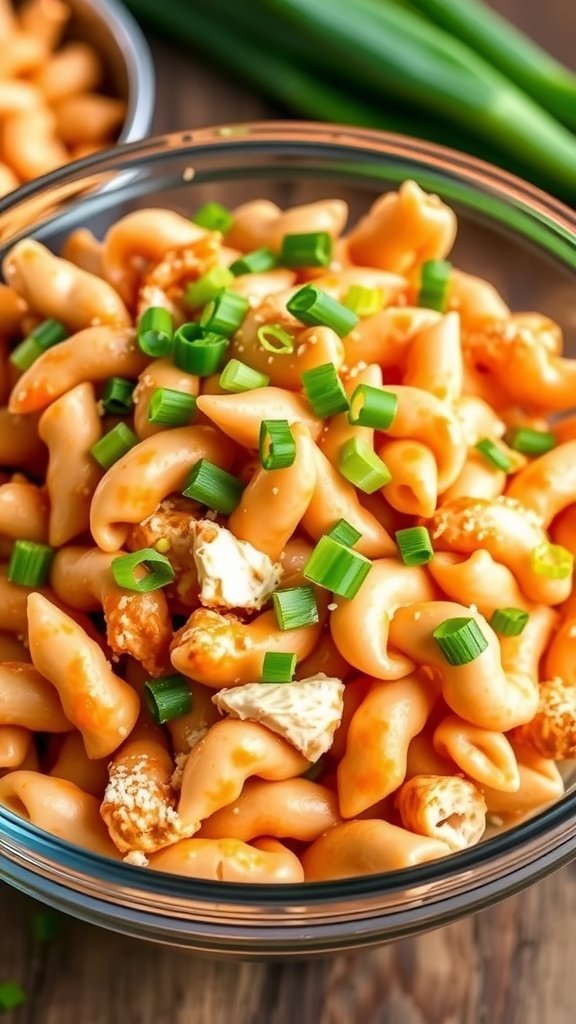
2;1;576;1020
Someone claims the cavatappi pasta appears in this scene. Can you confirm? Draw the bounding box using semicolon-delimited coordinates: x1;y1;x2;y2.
0;179;575;884
0;0;127;196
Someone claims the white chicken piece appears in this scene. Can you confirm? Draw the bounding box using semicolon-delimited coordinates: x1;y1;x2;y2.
213;674;345;762
191;519;282;611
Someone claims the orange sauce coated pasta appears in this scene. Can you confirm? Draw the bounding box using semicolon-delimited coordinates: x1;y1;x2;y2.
0;0;127;196
0;180;575;883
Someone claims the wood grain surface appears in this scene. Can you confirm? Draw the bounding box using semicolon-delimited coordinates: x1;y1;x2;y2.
1;1;576;1021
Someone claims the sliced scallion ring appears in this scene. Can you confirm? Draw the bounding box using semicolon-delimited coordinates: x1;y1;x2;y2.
342;284;383;317
348;384;397;429
280;231;333;268
303;535;372;599
182;459;244;514
219;359;270;392
338;437;392;493
395;526;433;566
90;423;138;470
531;542;574;579
192;201;234;233
508;427;556;455
137;307;174;358
260;652;297;683
327;519;362;547
287;285;358;337
272;587;319;630
302;362;349;418
418;259;451;312
148;388;197;426
489;607;529;637
259;419;296;470
257;324;294;354
185;267;234;309
173;323;228;375
475;437;513;472
111;548;175;593
144;674;193;724
102;377;135;416
199;289;249;337
433;616;488;665
230;248;278;275
7;540;54;587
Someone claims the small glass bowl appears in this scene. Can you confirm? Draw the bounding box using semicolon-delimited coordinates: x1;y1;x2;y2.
1;123;576;958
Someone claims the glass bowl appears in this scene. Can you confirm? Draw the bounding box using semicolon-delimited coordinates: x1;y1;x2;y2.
1;122;576;959
63;0;156;145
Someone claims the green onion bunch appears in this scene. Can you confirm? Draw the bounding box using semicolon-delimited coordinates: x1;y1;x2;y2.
125;0;576;201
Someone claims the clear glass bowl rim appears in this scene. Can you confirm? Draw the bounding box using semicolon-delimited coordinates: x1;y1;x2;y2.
1;121;576;946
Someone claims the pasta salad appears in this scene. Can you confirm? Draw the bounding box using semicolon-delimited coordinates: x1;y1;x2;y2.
0;180;574;883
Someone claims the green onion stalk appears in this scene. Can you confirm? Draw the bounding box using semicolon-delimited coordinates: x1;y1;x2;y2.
124;0;576;201
402;0;576;132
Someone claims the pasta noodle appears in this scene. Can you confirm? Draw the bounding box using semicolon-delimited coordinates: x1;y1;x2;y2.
38;382;102;546
0;0;126;194
0;180;574;883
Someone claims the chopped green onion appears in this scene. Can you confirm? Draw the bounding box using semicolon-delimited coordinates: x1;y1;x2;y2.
137;307;174;358
260;651;297;682
433;616;489;665
148;388;197;426
395;526;434;566
199;289;249;336
272;586;319;630
185;266;234;309
31;909;60;944
30;319;68;349
144;674;192;724
0;981;26;1012
102;377;135;416
531;542;574;579
182;459;244;514
9;337;42;371
348;384;398;428
304;535;372;599
173;323;228;375
509;427;557;455
90;422;138;470
111;548;175;593
280;231;333;268
230;248;278;275
219;358;270;392
259;419;296;470
7;540;54;587
418;259;452;311
257;323;294;354
343;284;384;317
192;201;234;233
339;438;392;493
301;362;349;418
10;319;67;370
490;607;529;637
475;437;513;472
327;519;362;547
287;285;359;337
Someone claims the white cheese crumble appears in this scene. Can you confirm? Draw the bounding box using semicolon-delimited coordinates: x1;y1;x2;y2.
123;850;149;868
192;520;282;611
212;673;345;762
